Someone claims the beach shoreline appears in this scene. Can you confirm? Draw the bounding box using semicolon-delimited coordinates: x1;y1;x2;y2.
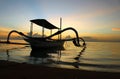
0;60;120;79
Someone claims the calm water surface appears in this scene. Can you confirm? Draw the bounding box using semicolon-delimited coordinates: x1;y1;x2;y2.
0;41;120;72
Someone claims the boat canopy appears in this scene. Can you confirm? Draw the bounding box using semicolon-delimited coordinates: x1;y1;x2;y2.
30;19;59;29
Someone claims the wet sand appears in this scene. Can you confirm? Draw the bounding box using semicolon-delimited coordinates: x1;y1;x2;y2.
0;60;120;79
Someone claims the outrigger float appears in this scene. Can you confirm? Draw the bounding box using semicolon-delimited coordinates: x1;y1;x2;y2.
0;19;86;50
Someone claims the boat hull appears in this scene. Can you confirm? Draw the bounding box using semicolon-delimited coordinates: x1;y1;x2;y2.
24;38;65;50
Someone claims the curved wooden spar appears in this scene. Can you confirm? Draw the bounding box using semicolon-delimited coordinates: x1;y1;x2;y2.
0;41;29;45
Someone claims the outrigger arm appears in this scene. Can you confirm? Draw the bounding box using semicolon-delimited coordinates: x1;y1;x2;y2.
7;30;29;43
46;27;86;47
7;27;86;47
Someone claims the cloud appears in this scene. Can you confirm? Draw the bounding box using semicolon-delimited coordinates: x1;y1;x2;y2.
112;28;120;31
0;26;13;38
0;27;11;32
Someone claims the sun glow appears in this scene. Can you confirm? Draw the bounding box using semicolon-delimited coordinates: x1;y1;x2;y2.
0;0;120;42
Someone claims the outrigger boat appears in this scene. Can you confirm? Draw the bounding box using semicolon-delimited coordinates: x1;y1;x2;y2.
6;19;86;50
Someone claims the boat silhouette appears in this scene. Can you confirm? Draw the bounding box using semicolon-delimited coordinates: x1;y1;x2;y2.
6;19;86;50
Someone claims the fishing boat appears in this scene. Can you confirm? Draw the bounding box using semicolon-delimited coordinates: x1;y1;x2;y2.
6;19;86;50
24;19;65;50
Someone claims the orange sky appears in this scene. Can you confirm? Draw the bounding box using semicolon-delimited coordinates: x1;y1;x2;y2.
0;0;120;42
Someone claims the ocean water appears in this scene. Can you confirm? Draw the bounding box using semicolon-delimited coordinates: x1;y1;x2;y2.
0;41;120;72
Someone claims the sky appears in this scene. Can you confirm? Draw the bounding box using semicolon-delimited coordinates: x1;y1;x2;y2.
0;0;120;41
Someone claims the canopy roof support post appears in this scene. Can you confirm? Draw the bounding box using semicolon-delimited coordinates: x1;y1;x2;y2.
42;27;44;37
50;30;52;35
30;22;33;37
59;18;62;40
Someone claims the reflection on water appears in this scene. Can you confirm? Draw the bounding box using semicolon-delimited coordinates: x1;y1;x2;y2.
0;42;120;72
56;46;86;69
0;43;86;68
29;48;62;64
